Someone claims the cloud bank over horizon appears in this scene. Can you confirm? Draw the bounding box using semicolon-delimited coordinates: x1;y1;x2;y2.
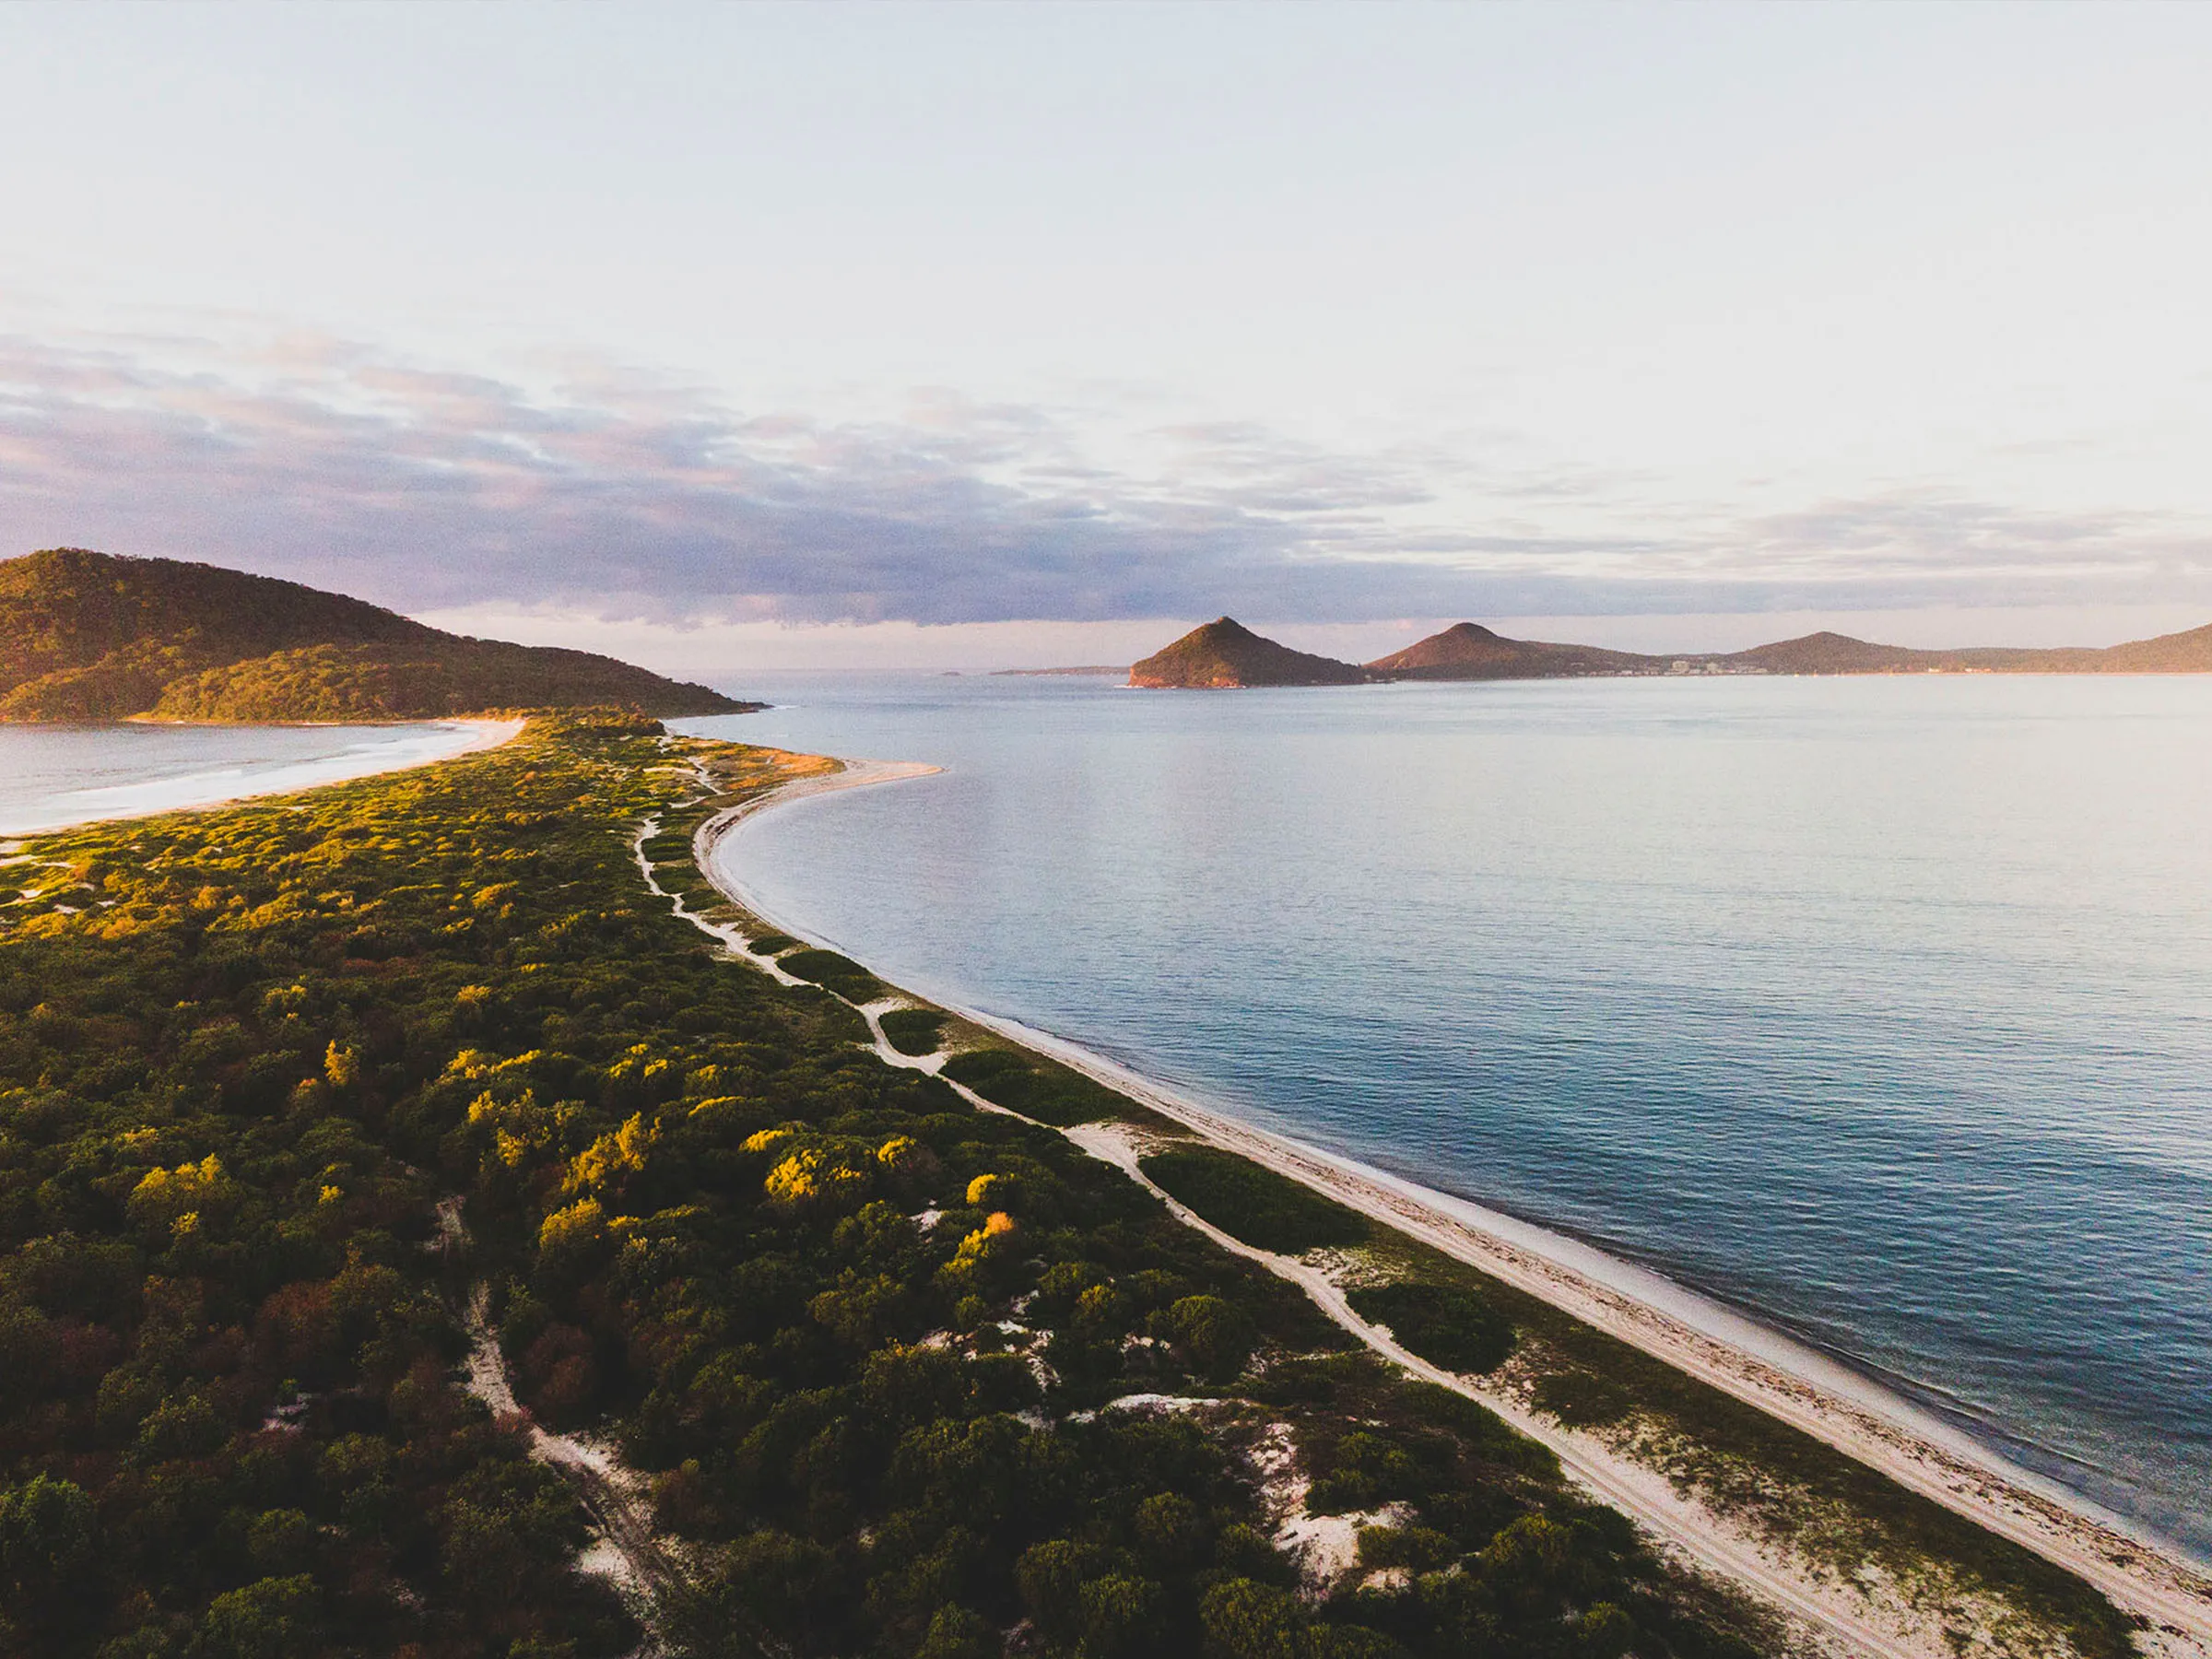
8;7;2212;657
6;331;2210;636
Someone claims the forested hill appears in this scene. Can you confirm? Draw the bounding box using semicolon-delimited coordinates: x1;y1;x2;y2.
1128;618;1369;688
0;548;747;722
1364;622;1654;679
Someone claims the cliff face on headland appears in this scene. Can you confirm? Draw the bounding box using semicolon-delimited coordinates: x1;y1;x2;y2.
1128;617;1369;687
0;547;750;721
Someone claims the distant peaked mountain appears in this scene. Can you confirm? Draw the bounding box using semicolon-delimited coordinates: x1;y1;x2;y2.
0;548;749;722
1134;612;2212;689
1721;631;1944;675
1128;618;1368;688
1372;618;2212;679
1365;622;1653;679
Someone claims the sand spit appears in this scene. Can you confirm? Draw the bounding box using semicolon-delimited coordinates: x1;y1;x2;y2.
680;748;2212;1658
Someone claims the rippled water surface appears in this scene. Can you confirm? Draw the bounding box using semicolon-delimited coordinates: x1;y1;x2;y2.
684;673;2212;1556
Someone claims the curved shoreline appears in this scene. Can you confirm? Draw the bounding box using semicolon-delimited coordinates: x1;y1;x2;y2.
698;748;2212;1650
0;717;526;837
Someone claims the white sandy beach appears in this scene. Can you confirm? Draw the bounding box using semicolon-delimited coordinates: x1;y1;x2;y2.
697;751;2212;1659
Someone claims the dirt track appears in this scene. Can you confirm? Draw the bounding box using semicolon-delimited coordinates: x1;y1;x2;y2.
439;1196;688;1655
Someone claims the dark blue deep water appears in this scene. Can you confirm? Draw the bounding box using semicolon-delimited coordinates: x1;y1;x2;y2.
688;674;2212;1558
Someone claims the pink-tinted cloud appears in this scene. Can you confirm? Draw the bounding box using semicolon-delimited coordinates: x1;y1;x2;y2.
3;334;2207;626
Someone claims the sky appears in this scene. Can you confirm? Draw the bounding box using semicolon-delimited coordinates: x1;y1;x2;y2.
5;2;2212;672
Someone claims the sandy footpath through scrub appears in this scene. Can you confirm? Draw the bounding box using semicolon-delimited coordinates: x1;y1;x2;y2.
683;749;2212;1657
1065;1121;1947;1659
1008;1036;2212;1653
433;1196;685;1654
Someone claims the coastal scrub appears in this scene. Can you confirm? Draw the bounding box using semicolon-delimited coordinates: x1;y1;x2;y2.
0;716;1782;1659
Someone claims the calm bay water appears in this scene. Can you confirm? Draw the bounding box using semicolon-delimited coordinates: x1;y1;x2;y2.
682;673;2212;1558
0;722;497;835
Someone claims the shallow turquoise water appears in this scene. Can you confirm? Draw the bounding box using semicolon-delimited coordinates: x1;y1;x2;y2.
683;673;2212;1558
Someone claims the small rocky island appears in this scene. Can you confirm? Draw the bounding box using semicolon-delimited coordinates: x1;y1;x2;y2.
1128;617;1371;687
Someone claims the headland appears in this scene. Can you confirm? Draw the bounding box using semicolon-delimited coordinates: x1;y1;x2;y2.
0;547;749;722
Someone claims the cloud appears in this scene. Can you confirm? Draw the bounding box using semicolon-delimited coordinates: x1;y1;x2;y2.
2;332;2208;626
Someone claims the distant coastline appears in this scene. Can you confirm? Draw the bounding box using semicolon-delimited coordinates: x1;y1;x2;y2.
1126;615;2212;688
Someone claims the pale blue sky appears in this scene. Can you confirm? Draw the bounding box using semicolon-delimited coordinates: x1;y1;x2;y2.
5;2;2212;667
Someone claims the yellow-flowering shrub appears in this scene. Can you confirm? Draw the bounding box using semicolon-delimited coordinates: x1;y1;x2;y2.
538;1197;606;1253
764;1147;871;1212
128;1155;229;1229
564;1112;658;1196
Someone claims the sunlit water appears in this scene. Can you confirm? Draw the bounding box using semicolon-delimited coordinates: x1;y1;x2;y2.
681;673;2212;1559
0;722;498;836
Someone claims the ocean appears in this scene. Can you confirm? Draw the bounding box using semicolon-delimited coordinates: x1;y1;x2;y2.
0;721;504;836
678;672;2212;1559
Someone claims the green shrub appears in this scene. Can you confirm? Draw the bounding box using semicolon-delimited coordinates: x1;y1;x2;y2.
195;1574;320;1659
937;1048;1130;1127
1532;1368;1634;1429
1347;1281;1514;1375
1140;1147;1369;1254
878;1008;947;1056
1151;1293;1256;1380
778;948;888;1002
